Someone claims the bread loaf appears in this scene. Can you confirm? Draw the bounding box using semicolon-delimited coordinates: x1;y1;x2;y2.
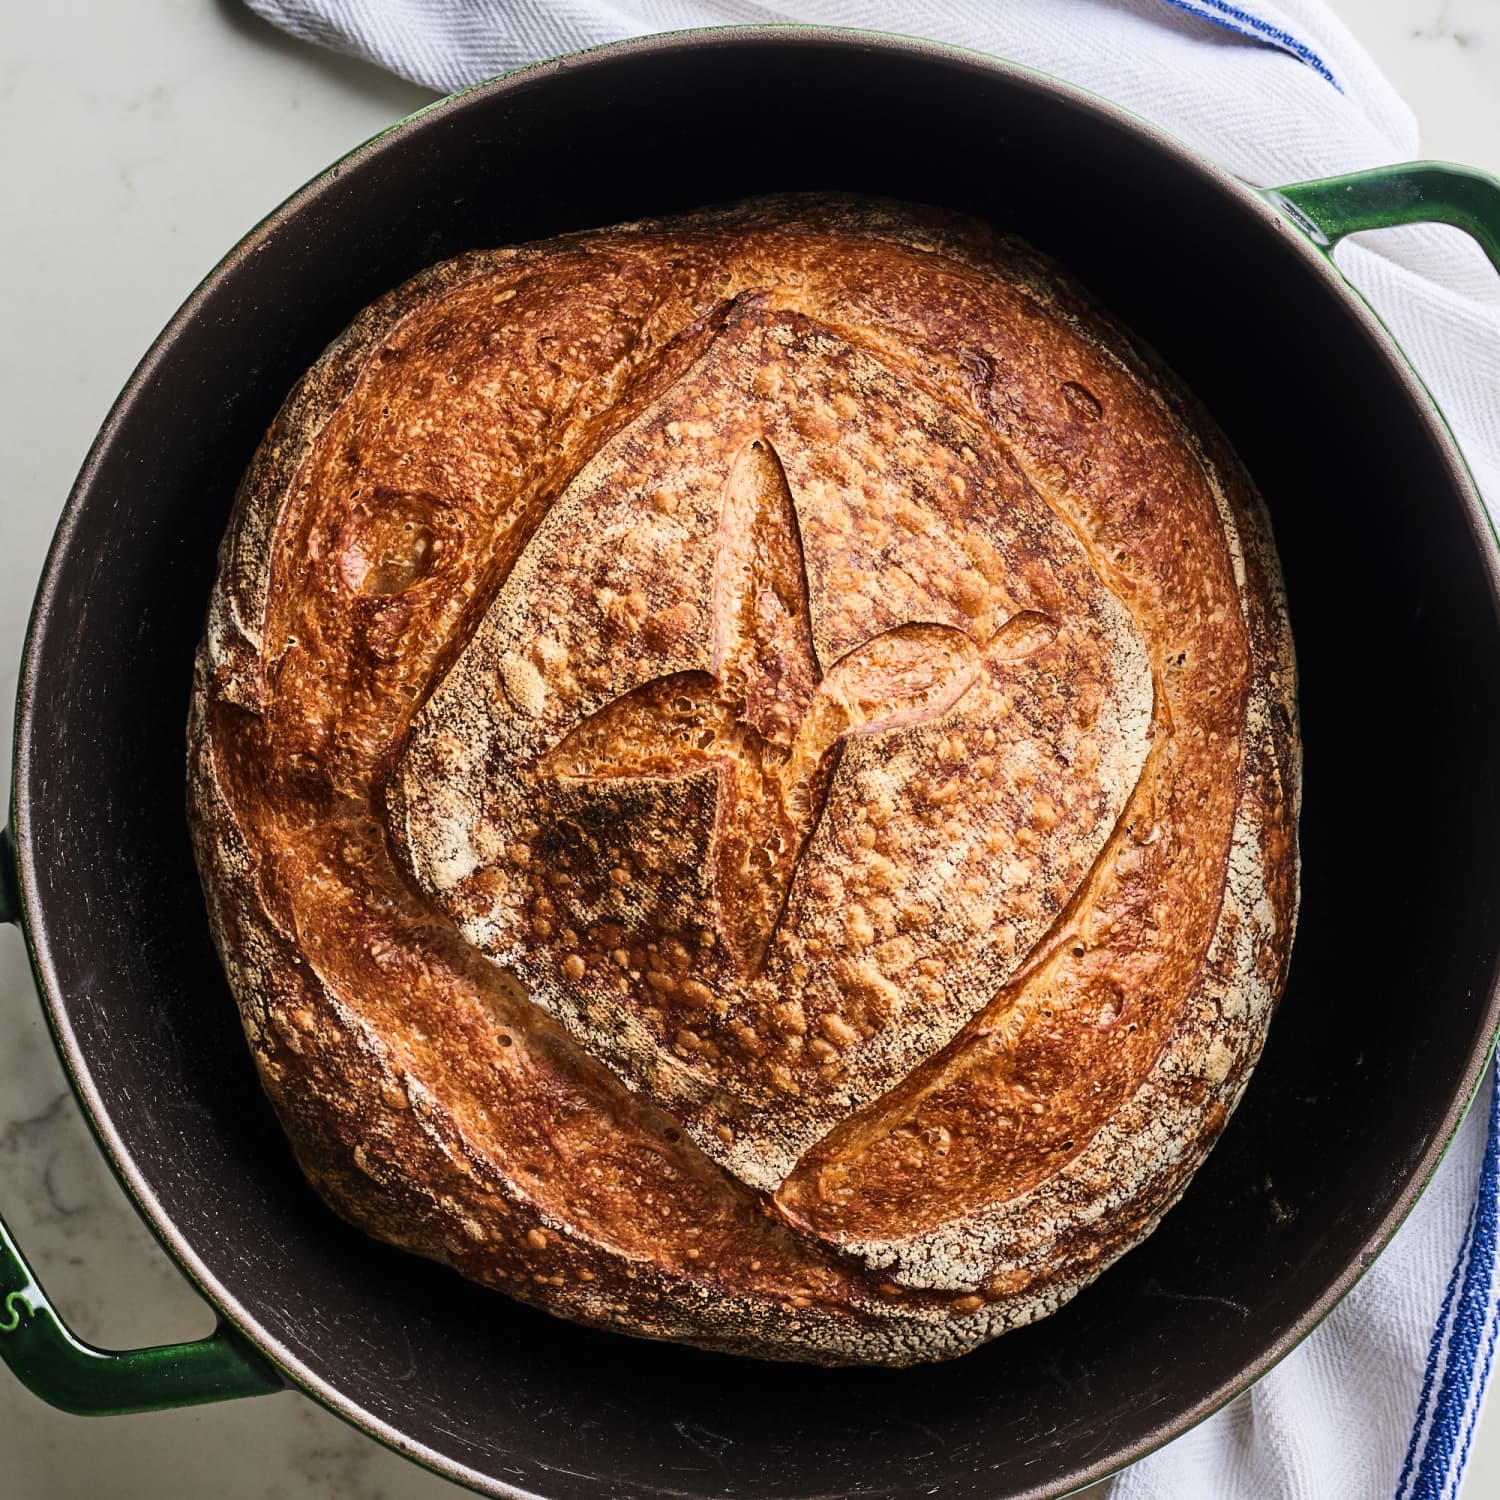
188;196;1299;1365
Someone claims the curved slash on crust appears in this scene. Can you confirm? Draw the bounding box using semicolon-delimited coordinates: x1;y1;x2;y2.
536;436;1058;975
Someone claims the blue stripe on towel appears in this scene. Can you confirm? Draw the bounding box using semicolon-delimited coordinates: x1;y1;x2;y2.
1404;1069;1500;1499
1154;0;1341;88
1398;1215;1475;1498
1455;1300;1500;1498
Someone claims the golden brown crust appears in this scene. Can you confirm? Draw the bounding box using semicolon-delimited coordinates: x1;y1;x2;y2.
188;195;1299;1365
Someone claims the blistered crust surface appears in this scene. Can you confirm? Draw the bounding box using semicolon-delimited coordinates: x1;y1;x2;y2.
397;298;1153;1189
188;195;1300;1365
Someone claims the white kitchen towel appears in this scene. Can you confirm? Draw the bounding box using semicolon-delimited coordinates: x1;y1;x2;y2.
241;2;1500;1495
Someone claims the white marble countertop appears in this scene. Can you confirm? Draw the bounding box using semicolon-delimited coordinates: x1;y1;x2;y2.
1;2;1497;1496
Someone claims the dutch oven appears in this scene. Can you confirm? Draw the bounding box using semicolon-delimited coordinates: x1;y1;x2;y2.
3;27;1500;1500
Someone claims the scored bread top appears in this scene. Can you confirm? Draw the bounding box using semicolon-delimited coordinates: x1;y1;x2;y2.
393;296;1153;1190
189;195;1299;1364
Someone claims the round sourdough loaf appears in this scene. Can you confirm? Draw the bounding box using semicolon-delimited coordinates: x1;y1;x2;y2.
188;195;1299;1366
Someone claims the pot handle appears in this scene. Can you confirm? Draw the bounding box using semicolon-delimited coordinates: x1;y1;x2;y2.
0;823;16;928
1266;161;1500;275
0;824;283;1412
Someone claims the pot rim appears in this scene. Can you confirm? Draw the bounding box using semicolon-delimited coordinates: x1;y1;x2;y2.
11;24;1500;1500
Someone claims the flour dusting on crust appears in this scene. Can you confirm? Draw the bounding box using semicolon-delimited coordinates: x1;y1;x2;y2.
188;195;1299;1366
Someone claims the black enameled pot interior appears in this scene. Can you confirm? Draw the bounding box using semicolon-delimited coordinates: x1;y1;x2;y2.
15;31;1500;1500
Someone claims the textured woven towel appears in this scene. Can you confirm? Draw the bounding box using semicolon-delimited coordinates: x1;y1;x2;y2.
242;1;1500;1494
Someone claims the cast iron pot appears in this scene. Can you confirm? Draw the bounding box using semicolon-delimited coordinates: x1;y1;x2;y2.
3;27;1500;1500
